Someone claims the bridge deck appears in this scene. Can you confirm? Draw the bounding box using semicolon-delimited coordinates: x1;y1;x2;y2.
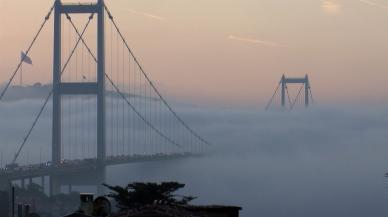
0;153;194;181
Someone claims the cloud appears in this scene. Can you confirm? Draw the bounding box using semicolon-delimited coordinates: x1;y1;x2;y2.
321;0;342;14
142;12;166;21
359;0;379;6
359;0;388;9
228;35;286;48
126;8;166;21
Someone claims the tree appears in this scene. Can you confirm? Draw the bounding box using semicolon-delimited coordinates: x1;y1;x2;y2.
103;182;196;210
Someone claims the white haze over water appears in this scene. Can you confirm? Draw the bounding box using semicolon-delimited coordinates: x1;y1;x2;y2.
1;98;388;217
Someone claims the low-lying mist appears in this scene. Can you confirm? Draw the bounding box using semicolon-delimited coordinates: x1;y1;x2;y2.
1;97;388;217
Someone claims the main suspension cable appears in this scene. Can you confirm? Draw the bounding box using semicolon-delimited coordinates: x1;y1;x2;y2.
0;3;55;101
11;15;94;164
290;84;304;110
265;82;280;111
105;74;182;148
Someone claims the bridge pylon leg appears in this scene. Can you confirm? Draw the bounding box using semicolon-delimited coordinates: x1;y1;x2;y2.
52;0;62;165
304;74;309;108
41;176;45;193
49;175;61;197
0;179;12;217
281;75;286;108
97;0;106;164
96;166;106;196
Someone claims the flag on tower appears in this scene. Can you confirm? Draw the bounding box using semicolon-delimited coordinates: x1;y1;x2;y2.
21;51;32;65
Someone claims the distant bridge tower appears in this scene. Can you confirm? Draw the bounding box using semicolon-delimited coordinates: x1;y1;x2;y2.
266;74;313;110
52;0;106;165
280;74;310;108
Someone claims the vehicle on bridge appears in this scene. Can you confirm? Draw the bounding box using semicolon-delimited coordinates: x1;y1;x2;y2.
5;163;19;171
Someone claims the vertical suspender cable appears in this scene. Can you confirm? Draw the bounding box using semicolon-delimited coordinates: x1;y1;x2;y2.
122;40;125;154
265;83;280;111
110;21;113;157
80;34;83;158
116;27;119;156
104;5;211;147
291;84;304;110
67;8;187;150
87;42;91;158
129;49;132;155
66;19;71;160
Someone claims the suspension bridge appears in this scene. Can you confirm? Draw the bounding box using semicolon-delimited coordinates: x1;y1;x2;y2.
265;74;314;111
0;0;210;196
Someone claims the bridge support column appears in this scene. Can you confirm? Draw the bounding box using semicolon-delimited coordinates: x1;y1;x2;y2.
96;166;106;196
97;0;106;164
304;74;309;108
281;75;286;108
49;175;61;197
0;179;11;217
41;176;45;188
52;0;62;165
41;176;45;195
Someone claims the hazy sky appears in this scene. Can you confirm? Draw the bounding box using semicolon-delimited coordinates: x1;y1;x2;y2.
3;2;388;216
1;0;388;106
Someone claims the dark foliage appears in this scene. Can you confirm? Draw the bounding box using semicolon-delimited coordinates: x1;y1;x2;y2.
103;182;196;210
14;183;47;199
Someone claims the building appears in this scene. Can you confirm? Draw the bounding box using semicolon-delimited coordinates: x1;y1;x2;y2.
0;191;9;217
106;204;241;217
64;194;241;217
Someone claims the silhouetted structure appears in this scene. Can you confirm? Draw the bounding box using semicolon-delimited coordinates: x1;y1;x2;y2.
51;0;107;167
0;191;9;217
111;205;241;217
266;74;314;111
62;182;241;217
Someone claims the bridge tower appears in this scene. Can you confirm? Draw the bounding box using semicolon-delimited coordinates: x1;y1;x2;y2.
52;0;106;165
266;74;313;111
280;74;311;108
51;0;106;196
